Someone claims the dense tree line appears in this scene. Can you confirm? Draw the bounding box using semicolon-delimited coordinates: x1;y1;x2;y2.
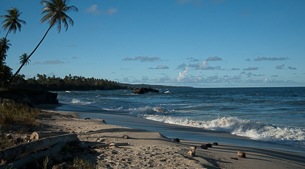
10;74;127;91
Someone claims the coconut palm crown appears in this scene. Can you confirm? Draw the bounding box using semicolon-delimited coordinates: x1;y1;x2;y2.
1;8;26;38
41;0;78;32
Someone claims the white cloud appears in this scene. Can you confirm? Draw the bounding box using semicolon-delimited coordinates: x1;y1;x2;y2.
106;8;118;15
122;56;160;62
231;68;240;71
187;57;199;62
86;5;117;15
206;56;222;61
177;68;189;81
149;65;169;69
177;63;187;70
200;60;208;69
243;67;259;71
86;4;101;15
254;57;289;61
276;64;285;69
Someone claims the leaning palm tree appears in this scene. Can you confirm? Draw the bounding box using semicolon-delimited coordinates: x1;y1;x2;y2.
9;0;78;84
1;8;26;38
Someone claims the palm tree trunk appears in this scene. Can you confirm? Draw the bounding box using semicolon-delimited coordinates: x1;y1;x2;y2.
8;26;52;85
5;30;10;39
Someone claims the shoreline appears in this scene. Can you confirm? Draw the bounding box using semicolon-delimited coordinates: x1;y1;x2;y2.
51;103;305;156
37;109;305;169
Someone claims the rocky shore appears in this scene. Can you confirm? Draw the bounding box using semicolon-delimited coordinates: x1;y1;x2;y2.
0;88;58;106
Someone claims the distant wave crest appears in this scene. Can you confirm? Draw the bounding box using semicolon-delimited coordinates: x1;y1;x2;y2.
71;98;92;105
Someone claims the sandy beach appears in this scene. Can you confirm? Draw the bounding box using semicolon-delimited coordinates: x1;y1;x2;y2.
16;110;302;169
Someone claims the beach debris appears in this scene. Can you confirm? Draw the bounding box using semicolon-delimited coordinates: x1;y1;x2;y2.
200;145;208;149
190;146;197;151
30;132;39;141
187;146;197;157
0;133;78;168
85;117;91;120
172;138;180;143
122;135;130;139
109;142;117;148
6;134;13;140
187;149;195;157
96;137;105;142
212;142;218;146
237;151;246;158
206;143;212;148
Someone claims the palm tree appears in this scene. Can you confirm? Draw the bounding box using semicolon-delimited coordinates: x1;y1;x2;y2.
19;53;30;65
0;38;10;64
9;0;78;84
1;8;26;38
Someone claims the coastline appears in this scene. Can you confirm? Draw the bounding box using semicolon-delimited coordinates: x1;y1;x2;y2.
49;103;305;155
37;109;305;169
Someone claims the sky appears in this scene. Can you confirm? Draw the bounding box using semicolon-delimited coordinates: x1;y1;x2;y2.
1;0;305;87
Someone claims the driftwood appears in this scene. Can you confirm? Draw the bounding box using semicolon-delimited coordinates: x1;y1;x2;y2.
0;133;78;167
4;142;66;169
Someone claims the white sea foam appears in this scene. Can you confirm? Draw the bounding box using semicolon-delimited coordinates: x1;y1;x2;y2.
127;106;168;115
144;115;305;144
71;98;92;105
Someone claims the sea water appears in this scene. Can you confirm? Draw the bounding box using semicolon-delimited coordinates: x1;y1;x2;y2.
54;87;305;154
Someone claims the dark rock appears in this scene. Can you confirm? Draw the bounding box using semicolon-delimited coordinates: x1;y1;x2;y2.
206;143;212;148
172;138;180;143
15;137;24;144
133;87;159;94
200;145;208;149
212;142;219;146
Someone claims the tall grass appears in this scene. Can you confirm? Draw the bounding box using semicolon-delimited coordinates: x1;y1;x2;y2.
0;102;39;125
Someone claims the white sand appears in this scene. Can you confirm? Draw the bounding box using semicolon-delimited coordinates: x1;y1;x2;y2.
39;110;305;169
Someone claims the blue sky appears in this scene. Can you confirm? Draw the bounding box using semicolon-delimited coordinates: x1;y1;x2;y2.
1;0;305;87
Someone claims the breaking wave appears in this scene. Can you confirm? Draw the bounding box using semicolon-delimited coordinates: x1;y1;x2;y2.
71;98;93;105
144;115;305;147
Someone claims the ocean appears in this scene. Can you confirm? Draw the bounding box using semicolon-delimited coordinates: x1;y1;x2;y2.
53;87;305;154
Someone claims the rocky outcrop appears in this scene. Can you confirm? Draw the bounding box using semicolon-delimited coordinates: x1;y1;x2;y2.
133;87;159;94
0;88;58;106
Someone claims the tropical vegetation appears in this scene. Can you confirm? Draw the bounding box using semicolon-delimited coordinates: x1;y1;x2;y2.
10;0;79;84
0;0;81;87
20;74;126;90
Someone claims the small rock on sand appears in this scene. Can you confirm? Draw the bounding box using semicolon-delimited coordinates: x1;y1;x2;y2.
188;150;195;157
172;138;180;142
200;145;208;149
30;132;39;141
237;151;246;158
